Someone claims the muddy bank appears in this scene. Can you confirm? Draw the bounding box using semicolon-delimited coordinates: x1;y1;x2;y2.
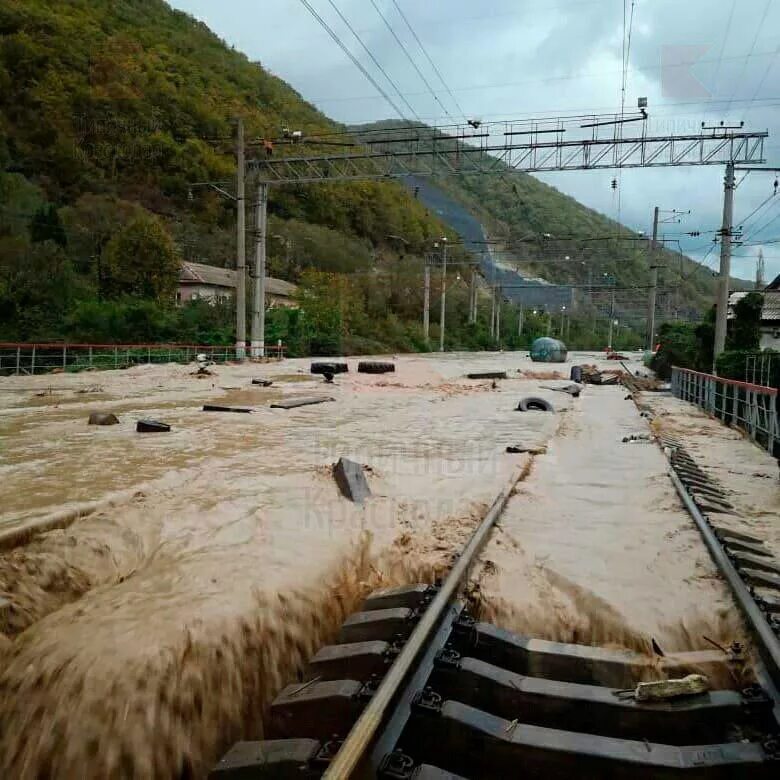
642;391;779;557
471;384;749;687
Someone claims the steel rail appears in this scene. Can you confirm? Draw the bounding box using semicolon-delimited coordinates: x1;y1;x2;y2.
323;463;528;778
667;466;780;721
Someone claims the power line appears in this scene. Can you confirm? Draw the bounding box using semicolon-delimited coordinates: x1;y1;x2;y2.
724;0;772;116
325;0;420;120
741;200;780;244
746;41;780;113
389;0;467;122
367;0;455;121
712;0;737;95
309;50;780;104
736;190;777;231
296;0;408;120
620;0;637;119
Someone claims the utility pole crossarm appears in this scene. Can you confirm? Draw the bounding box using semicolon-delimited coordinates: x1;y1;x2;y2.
248;131;767;184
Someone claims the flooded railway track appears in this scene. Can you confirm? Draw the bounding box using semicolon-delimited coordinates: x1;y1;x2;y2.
209;416;780;779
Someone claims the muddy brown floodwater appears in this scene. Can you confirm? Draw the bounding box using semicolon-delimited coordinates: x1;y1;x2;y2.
0;352;757;777
471;384;747;689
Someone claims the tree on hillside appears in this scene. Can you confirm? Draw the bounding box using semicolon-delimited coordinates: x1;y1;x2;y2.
60;194;145;295
0;238;82;340
29;204;67;247
103;213;179;302
728;291;763;351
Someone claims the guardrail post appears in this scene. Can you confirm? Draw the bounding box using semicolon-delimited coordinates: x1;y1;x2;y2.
88;346;93;369
63;345;67;370
15;346;20;375
31;345;36;375
147;346;151;364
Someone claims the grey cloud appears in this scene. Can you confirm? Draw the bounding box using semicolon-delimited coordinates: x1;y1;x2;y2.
169;0;780;277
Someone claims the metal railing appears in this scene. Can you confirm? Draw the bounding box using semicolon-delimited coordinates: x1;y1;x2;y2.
745;352;778;388
0;342;286;376
671;366;779;456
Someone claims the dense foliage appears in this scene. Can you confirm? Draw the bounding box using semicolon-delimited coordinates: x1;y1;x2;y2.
727;292;763;351
0;1;730;352
651;293;767;379
0;0;450;346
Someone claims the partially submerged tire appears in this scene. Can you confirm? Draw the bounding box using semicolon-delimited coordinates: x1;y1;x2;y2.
88;412;119;426
137;419;171;433
516;397;554;412
311;362;348;375
358;362;395;375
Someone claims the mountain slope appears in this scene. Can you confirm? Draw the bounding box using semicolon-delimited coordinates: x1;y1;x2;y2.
0;1;733;351
0;0;458;346
353;120;749;326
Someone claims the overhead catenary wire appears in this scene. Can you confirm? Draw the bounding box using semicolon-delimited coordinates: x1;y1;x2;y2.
324;0;421;121
296;0;408;120
712;0;737;94
741;200;780;244
368;0;455;121
616;0;637;235
725;0;773;117
745;40;780;113
736;190;777;232
389;0;467;122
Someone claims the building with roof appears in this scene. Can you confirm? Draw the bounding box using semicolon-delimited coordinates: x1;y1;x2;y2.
728;275;780;350
178;262;297;308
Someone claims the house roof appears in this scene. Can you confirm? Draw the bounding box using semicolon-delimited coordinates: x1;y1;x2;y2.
180;261;236;288
728;290;780;321
767;273;780;291
179;262;297;297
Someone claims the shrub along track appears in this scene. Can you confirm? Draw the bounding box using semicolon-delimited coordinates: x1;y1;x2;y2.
208;411;780;779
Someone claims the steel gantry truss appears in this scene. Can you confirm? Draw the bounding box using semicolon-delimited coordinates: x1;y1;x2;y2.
237;116;767;356
249;125;767;184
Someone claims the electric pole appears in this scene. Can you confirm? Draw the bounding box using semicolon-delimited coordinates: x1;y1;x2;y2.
495;287;501;347
713;162;735;369
236;118;247;360
469;270;477;323
607;285;616;349
646;205;659;351
251;182;269;358
756;249;765;290
423;261;431;343
439;238;448;352
517;304;524;338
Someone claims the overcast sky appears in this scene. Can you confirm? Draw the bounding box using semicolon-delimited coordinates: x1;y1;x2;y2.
169;0;780;281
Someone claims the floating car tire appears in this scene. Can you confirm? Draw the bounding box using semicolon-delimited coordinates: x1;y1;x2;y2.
137;420;171;433
311;362;348;375
88;412;119;426
358;362;395;374
516;397;554;412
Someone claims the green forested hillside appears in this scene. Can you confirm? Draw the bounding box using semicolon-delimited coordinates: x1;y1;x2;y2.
0;0;457;350
0;0;725;354
353;120;748;320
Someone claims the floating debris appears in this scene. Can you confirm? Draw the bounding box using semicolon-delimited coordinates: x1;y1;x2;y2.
88;412;119;426
333;457;371;504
